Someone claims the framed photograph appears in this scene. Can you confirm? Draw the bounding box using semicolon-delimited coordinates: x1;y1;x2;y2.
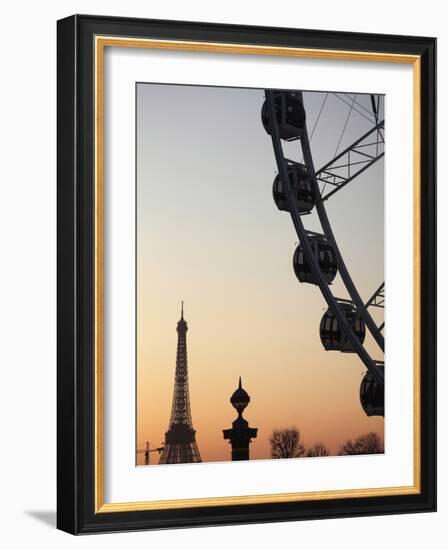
57;14;436;534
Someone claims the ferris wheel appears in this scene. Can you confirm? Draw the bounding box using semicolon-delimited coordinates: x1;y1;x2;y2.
261;90;385;417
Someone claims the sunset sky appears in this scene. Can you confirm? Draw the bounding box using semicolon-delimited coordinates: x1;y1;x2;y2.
136;83;384;465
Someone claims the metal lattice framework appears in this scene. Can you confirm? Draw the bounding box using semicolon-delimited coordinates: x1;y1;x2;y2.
365;282;385;332
366;282;385;309
159;304;202;464
316;120;384;201
264;90;385;407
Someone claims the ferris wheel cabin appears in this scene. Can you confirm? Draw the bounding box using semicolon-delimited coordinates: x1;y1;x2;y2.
293;234;338;285
272;161;316;213
261;91;306;141
319;301;366;352
360;366;384;417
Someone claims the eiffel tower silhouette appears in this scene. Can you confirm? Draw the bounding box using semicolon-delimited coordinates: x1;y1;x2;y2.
159;303;202;464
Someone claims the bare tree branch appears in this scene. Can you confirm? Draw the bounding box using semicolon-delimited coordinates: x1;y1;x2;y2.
306;442;330;457
338;432;384;455
270;428;306;459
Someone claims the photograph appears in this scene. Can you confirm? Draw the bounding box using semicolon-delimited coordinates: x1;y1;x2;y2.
136;84;385;466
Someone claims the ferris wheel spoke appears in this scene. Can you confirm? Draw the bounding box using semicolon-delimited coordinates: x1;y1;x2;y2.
370;94;382;125
334;93;377;124
315;120;384;201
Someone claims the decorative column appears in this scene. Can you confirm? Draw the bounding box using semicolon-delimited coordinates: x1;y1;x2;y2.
223;377;258;461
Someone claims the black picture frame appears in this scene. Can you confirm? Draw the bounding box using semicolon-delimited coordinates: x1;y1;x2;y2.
57;14;436;534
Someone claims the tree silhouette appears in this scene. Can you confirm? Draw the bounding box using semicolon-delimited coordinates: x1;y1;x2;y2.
306;442;330;457
338;432;384;455
270;428;305;459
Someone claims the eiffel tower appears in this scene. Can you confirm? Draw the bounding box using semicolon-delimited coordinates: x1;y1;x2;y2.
159;303;202;464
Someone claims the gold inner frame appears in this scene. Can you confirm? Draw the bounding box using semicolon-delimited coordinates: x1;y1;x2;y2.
94;36;421;513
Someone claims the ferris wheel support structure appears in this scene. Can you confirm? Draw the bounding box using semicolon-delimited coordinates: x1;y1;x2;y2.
298;91;384;353
265;90;384;384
